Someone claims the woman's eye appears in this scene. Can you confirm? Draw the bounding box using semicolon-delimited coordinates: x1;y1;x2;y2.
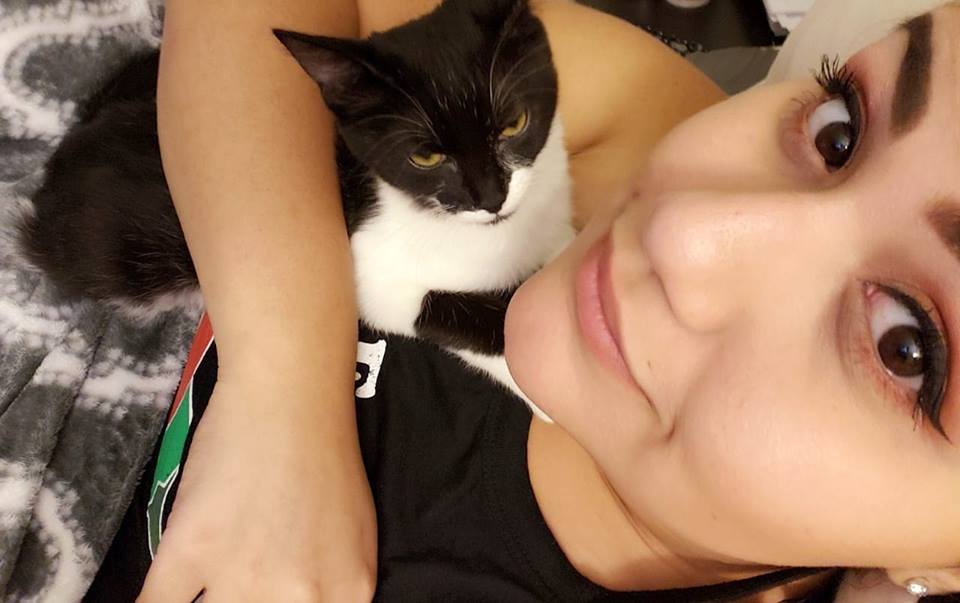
807;97;855;170
409;151;445;169
501;109;529;139
869;290;924;389
866;284;950;437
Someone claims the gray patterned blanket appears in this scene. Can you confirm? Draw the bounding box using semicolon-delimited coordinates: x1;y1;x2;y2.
0;2;199;601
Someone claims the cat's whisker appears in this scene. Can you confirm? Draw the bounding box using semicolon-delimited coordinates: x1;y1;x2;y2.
372;129;423;145
492;40;550;109
488;0;527;109
495;52;551;102
394;85;440;141
359;130;427;162
488;27;509;109
354;113;425;129
366;135;422;164
495;63;554;109
370;130;420;151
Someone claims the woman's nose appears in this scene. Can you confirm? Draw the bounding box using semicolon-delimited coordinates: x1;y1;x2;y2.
636;190;855;333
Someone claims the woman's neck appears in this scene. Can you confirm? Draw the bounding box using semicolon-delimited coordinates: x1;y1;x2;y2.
526;419;827;599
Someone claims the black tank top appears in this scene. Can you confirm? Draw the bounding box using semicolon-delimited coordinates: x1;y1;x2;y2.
86;326;823;602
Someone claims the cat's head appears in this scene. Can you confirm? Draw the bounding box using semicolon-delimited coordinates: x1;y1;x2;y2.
275;0;559;224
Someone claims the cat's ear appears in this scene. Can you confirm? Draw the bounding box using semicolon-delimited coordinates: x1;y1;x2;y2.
273;30;386;114
490;0;554;86
490;0;529;29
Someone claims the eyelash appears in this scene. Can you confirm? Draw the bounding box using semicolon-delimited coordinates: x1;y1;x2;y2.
890;287;948;435
814;56;859;113
857;285;949;437
813;55;864;170
807;58;950;436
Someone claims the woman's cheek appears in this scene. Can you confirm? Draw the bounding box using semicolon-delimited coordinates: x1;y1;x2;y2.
678;366;870;552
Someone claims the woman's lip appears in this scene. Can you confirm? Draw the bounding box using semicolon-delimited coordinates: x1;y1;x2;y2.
575;232;642;392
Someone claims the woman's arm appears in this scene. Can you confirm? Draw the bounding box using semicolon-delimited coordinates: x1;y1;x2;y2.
138;2;375;601
161;0;356;395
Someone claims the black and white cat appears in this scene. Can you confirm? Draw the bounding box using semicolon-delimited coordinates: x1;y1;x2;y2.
18;0;573;420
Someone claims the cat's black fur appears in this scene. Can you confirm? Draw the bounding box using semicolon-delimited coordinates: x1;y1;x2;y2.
19;0;562;359
416;289;513;354
21;51;194;304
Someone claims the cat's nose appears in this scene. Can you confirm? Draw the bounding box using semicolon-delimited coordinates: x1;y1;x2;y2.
477;194;506;213
472;177;507;213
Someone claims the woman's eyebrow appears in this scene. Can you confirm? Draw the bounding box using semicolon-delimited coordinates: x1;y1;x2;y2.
928;201;960;269
891;13;934;137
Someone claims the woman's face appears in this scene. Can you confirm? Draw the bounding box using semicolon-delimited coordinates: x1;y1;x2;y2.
506;5;960;570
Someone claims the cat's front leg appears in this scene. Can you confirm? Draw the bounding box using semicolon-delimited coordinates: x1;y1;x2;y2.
416;290;554;422
414;289;514;355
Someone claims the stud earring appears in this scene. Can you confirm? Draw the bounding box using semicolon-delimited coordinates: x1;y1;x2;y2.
905;578;929;598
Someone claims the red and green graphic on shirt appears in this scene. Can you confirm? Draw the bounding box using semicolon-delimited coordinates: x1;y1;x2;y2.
146;313;214;559
143;314;388;559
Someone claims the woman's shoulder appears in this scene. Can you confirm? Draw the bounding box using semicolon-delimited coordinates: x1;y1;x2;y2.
534;0;723;153
531;0;727;224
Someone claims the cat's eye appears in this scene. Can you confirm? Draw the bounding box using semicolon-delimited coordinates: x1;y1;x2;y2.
501;110;529;139
409;152;446;169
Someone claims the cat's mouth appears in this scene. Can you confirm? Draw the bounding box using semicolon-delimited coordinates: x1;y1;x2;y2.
454;209;515;226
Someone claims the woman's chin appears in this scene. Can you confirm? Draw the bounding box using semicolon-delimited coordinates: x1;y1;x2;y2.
504;248;581;423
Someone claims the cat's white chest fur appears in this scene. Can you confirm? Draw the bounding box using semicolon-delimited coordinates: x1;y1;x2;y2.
350;118;574;336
